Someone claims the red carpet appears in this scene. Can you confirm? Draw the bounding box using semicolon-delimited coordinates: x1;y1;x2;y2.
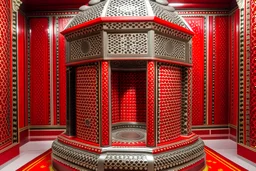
17;147;248;171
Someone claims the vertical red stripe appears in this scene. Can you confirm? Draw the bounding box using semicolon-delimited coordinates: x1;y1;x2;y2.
58;18;72;125
243;5;247;144
102;62;109;146
147;61;155;147
208;16;213;125
234;9;239;127
250;0;256;146
52;17;57;125
18;12;25;129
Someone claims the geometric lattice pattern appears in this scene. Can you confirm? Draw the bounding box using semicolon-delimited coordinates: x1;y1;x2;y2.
104;153;148;170
107;33;148;55
214;16;229;124
106;0;148;17
0;0;11;149
67;1;106;28
29;18;50;125
70;34;102;61
250;0;256;147
111;71;146;123
76;63;99;144
150;1;188;29
155;34;186;60
101;62;109;146
158;63;182;144
184;17;206;125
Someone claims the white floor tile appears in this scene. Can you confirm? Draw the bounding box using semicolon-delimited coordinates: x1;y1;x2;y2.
204;139;256;171
0;141;53;171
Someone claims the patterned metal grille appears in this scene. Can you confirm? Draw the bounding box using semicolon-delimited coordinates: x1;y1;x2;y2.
67;1;106;28
155;34;186;60
70;34;102;61
104;153;148;170
103;22;153;30
106;0;148;17
157;63;182;144
108;33;148;55
150;1;188;29
76;63;99;144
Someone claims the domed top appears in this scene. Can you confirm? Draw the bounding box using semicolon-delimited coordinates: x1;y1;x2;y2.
67;0;189;30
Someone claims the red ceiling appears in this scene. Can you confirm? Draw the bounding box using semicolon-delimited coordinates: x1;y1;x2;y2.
21;0;236;12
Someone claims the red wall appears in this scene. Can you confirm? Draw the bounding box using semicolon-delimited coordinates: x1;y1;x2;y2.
18;12;26;129
229;9;239;138
183;15;230;126
0;0;12;151
184;17;205;125
111;71;146;123
28;15;72;127
29;18;50;125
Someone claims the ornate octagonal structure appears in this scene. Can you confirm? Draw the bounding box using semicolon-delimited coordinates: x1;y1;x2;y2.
52;0;206;170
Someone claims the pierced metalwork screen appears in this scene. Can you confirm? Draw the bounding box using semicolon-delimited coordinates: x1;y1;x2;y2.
106;0;148;17
158;63;182;144
76;63;99;144
107;33;148;55
67;1;106;28
155;34;186;60
70;34;102;61
104;154;148;170
150;1;188;29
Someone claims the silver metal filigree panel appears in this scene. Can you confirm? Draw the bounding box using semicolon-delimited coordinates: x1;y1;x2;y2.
67;1;106;28
106;0;148;17
70;34;102;61
150;1;188;29
107;33;148;55
155;34;186;60
104;153;148;170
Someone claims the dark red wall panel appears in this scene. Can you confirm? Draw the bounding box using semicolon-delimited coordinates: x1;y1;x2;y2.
213;16;229;124
184;17;205;125
18;12;26;129
158;64;182;144
111;71;146;123
119;71;146;123
29;18;50;125
76;64;99;144
0;0;12;151
58;17;71;125
111;71;120;123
